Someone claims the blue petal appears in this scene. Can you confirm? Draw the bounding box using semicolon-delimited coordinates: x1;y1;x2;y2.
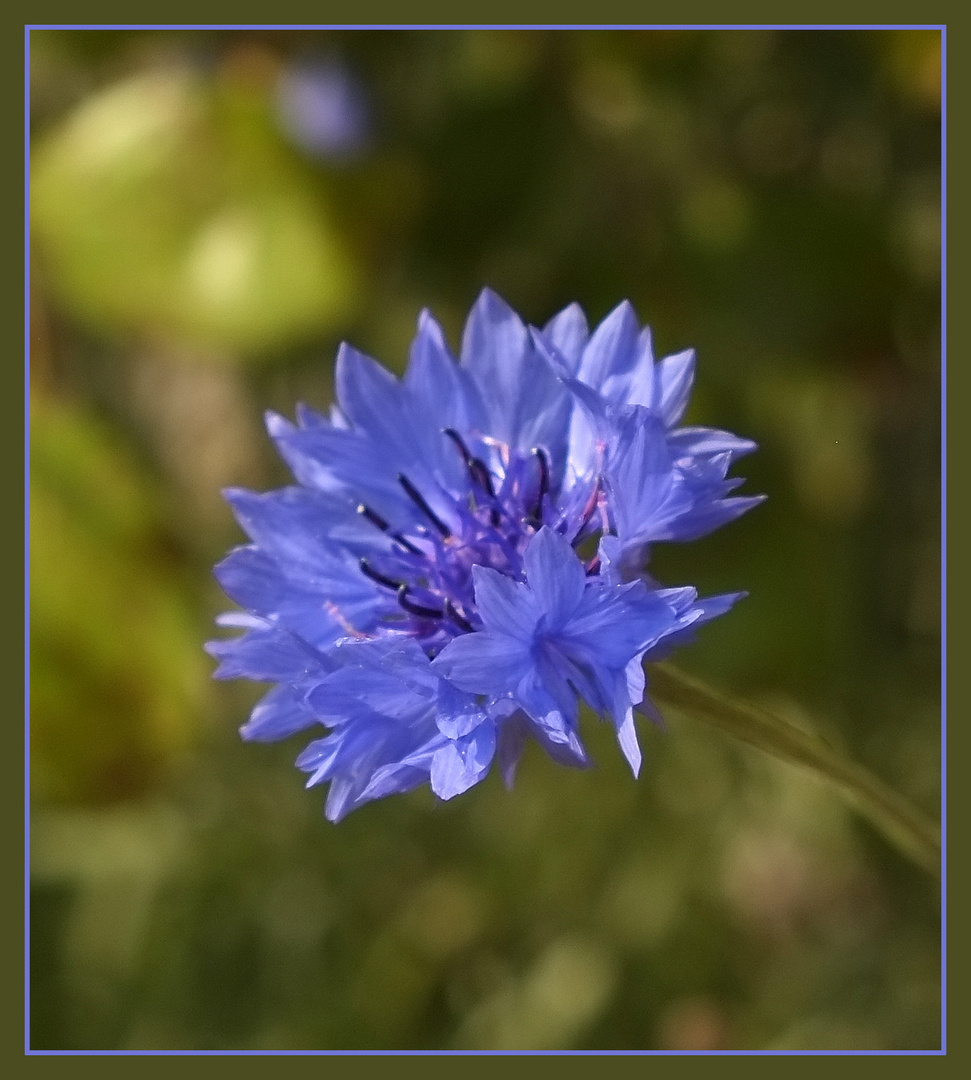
541;303;589;372
576;300;641;391
654;349;696;426
295;402;330;428
240;684;320;742
514;668;581;749
295;734;343;783
562;581;677;664
340;636;441;695
335;342;406;446
614;708;642;777
617;325;657;408
461;289;573;463
435;680;491;739
430;723;497;799
432;630;529;695
404;310;489;446
652;495;767;543
643;590;747;660
522;527;586;629
532;642;582;724
305;670;414;724
460;288;532;437
271;424;418;525
304;637;441;722
205;626;330;682
528;721;592;769
668;426;759;459
360;757;437;803
213;546;377;646
603;407;678;545
471;565;534;640
297;711;441;821
224;486;365;560
338;339;466;490
323;778;359;822
214;547;290;614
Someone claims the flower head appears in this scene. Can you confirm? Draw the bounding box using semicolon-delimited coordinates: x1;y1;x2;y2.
207;290;763;820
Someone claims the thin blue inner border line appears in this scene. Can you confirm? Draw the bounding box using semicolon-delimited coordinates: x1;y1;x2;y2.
24;23;948;30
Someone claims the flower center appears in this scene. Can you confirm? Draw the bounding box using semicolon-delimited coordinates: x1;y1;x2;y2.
353;428;602;654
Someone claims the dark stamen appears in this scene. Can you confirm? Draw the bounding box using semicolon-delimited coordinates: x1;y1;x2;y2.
445;428;498;519
358;502;425;557
470;458;497;500
391;533;423;557
467;458;500;525
398;473;451;537
397;585;444;619
532;447;549;523
585;556;601;577
357;503;389;531
445;598;474;632
359;559;404;591
443;428;472;464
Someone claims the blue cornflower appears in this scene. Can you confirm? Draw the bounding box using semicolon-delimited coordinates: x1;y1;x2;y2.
208;290;763;820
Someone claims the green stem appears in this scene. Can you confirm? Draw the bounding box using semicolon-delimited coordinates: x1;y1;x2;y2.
648;663;941;878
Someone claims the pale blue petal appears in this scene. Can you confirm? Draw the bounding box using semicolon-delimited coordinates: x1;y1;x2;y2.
435;681;491;739
603;407;678;544
471;564;535;639
523;527;586;628
432;630;530;695
239;684;320;742
515;669;580;750
405;309;489;441
224;486;372;562
576;300;640;390
462;289;572;461
541;303;589;372
564;582;676;664
601;325;656;408
654;349;696;426
668;426;758;459
430;723;497;799
460;288;532;443
335;342;406;439
213;546;377;647
361;759;436;802
206;627;329;682
650;495;767;543
614;708;642;777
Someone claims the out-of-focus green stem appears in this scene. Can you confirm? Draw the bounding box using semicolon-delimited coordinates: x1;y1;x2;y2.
648;663;941;878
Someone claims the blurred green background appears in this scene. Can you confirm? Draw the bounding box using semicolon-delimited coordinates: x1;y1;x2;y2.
28;27;941;1051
